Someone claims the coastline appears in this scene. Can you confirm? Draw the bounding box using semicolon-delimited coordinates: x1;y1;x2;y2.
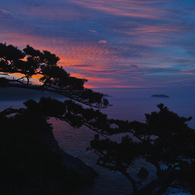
0;108;98;194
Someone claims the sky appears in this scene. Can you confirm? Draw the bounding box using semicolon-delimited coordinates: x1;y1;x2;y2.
0;0;195;88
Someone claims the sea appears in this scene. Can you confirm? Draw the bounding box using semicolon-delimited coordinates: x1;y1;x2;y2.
0;86;195;195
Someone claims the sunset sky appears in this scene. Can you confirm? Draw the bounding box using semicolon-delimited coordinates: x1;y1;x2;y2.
0;0;195;88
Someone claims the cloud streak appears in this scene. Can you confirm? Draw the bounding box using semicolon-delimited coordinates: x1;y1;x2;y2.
0;0;195;88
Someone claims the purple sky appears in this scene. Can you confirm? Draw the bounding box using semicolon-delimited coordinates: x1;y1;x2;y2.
0;0;195;88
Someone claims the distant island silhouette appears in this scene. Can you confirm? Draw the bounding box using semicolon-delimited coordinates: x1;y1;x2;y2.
151;94;169;98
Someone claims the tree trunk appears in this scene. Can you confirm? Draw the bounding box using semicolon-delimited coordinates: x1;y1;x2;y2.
154;172;179;195
121;171;138;194
133;170;179;195
134;178;160;195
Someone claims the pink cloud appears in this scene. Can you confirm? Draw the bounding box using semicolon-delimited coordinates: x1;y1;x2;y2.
0;8;12;14
98;40;107;44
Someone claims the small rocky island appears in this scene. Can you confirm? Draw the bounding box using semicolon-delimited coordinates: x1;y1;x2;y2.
151;94;169;98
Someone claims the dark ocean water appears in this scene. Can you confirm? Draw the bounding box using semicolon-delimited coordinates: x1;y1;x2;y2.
0;87;194;195
95;87;195;128
51;87;194;195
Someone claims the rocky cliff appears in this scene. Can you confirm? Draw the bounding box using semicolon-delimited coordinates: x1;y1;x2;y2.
0;109;98;195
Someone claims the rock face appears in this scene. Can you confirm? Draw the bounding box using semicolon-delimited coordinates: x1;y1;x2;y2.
137;167;149;178
0;109;98;194
151;94;169;98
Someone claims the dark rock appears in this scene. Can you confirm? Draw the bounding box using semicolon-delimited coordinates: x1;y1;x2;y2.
137;167;149;178
151;94;169;98
0;109;98;194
